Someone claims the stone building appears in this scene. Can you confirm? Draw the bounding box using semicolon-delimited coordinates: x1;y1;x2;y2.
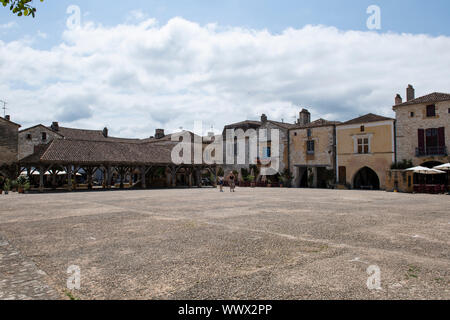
0;115;21;178
289;110;340;188
221;114;296;181
336;114;395;190
393;85;450;167
17;121;215;191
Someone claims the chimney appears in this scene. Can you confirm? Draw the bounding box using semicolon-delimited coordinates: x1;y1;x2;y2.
261;114;268;123
155;129;165;139
5;115;10;121
298;109;311;126
103;127;108;138
406;84;415;101
51;121;59;131
395;94;403;105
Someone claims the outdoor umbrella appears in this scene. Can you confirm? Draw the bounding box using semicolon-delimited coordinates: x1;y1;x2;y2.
405;166;445;175
406;166;446;191
433;163;450;194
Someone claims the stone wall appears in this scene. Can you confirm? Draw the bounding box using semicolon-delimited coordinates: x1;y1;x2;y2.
18;125;62;160
0;118;19;166
395;100;450;165
336;120;395;189
385;170;414;193
289;125;335;186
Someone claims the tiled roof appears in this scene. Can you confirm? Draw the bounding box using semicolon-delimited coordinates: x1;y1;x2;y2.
394;92;450;107
224;120;262;129
291;118;341;129
340;113;394;125
54;127;142;143
267;120;298;129
20;139;176;165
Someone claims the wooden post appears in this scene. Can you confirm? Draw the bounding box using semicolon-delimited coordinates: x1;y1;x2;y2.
141;166;146;189
67;165;73;191
39;165;44;193
188;168;193;187
106;166;112;189
171;165;177;187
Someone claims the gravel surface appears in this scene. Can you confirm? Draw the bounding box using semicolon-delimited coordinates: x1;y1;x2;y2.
0;188;449;300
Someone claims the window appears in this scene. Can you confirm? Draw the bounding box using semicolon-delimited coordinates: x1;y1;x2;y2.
410;112;415;117
263;146;271;158
426;104;436;117
294;132;297;136
307;140;315;155
41;132;47;141
360;125;365;132
26;134;32;140
307;129;312;137
448;108;450;114
357;138;369;154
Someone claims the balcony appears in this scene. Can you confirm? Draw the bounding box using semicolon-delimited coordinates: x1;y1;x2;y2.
416;146;448;157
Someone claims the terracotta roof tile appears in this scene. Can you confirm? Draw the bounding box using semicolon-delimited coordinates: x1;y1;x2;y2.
340;113;394;125
394;92;450;107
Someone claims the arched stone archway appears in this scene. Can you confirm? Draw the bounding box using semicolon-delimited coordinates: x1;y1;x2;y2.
353;167;380;190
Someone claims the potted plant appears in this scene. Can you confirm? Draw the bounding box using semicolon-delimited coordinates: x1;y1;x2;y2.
17;176;28;194
10;179;18;192
248;175;256;188
24;181;31;194
267;179;272;188
3;179;10;195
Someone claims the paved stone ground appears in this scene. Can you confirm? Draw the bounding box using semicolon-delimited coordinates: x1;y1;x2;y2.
0;188;449;300
0;235;60;300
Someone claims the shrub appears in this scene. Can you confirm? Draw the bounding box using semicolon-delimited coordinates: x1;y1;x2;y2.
391;159;413;170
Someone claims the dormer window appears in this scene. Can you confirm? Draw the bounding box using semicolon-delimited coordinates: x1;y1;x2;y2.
426;104;436;117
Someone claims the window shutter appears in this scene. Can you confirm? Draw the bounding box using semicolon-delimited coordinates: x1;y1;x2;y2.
437;127;445;147
418;129;425;150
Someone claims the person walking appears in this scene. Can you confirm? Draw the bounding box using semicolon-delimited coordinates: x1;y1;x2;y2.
218;176;224;192
229;173;236;192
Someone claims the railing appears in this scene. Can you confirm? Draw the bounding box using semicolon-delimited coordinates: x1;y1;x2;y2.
416;146;447;157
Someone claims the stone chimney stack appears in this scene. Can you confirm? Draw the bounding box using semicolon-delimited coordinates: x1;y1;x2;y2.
155;129;165;139
5;115;10;121
103;127;108;138
298;109;311;126
406;84;415;101
51;121;59;131
261;114;268;123
395;94;403;105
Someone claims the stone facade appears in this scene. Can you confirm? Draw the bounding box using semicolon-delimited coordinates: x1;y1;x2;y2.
0;116;20;167
394;99;450;166
221;115;293;180
336;119;395;190
289;122;337;188
18;125;63;160
385;170;414;193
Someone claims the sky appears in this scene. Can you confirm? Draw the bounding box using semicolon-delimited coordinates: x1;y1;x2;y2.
1;0;450;138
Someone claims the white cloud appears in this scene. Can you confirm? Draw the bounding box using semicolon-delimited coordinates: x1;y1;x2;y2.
0;21;17;29
1;18;450;138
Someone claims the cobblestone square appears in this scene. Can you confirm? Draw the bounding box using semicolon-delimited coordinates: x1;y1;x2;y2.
0;188;449;300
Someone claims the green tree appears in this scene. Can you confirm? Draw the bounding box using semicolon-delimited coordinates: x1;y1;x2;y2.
1;0;43;17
